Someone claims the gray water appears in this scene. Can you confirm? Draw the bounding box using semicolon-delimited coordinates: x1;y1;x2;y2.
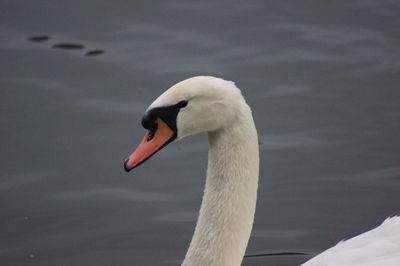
1;1;399;265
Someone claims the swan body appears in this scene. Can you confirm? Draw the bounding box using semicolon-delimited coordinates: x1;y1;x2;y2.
303;216;400;266
124;76;400;266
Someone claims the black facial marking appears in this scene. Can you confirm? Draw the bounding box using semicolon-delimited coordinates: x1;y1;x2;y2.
147;123;158;141
142;101;187;133
141;112;156;129
178;100;188;108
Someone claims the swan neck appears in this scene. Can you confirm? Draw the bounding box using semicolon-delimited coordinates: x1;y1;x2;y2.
182;112;259;266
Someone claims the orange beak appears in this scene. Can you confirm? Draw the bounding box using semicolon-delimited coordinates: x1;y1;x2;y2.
124;118;176;172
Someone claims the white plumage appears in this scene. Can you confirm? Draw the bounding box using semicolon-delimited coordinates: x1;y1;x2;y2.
130;76;400;266
303;216;400;266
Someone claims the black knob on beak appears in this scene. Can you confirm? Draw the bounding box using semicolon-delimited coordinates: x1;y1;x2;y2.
141;113;156;129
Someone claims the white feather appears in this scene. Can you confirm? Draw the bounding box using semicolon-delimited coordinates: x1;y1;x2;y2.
141;76;400;266
303;216;400;266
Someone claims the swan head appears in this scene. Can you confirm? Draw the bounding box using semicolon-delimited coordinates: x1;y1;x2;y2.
124;76;244;171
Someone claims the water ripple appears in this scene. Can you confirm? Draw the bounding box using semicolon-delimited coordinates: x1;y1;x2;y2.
52;188;179;202
351;167;400;184
0;172;51;190
259;133;340;150
252;228;310;239
77;98;148;115
155;211;197;222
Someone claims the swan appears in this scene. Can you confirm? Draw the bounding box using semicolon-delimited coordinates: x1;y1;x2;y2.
123;76;400;266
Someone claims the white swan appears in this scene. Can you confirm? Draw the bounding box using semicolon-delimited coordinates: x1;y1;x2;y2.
124;76;400;266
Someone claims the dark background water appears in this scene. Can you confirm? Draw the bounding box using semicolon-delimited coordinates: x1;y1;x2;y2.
1;1;399;265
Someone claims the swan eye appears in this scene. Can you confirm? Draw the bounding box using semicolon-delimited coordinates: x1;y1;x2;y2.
178;100;188;108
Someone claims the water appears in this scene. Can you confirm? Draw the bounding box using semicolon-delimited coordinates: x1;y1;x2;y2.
1;1;399;265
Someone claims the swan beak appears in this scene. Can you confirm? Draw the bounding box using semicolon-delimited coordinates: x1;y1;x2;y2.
124;118;176;172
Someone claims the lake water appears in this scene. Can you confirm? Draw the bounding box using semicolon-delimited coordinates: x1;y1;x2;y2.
1;1;399;265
